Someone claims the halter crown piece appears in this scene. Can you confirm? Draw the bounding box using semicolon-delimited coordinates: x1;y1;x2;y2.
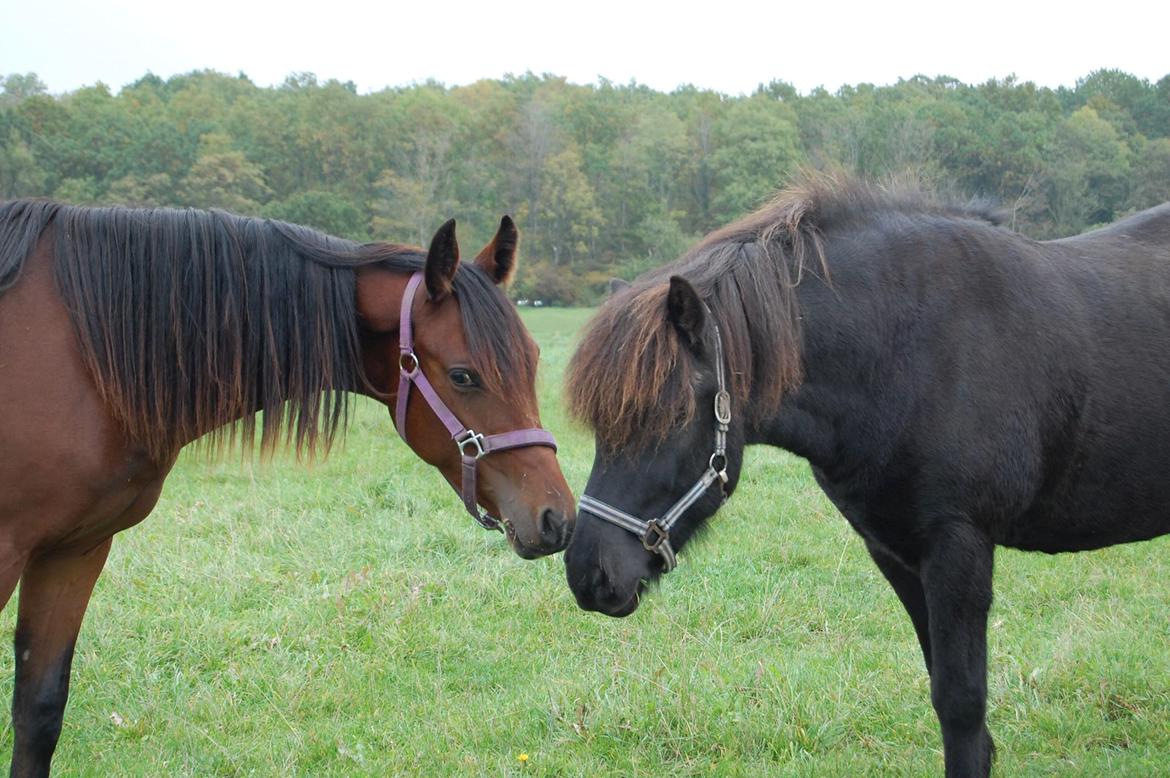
395;271;558;531
577;305;731;572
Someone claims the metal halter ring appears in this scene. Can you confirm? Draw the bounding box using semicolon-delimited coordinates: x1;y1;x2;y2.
709;453;729;482
399;351;419;375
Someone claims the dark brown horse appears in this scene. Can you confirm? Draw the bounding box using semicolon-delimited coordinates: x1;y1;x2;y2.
564;174;1170;777
0;201;574;777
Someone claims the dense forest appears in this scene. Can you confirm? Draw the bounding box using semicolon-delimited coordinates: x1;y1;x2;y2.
2;69;1168;303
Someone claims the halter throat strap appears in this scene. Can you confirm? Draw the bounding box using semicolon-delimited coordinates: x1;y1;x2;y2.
395;271;557;530
578;312;731;572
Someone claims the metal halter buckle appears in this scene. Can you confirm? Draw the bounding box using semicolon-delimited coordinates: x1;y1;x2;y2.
641;519;670;552
456;430;487;459
714;390;732;424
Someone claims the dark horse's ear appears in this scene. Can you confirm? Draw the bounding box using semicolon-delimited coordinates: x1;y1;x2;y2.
425;218;460;301
666;275;705;352
474;215;519;286
608;277;631;296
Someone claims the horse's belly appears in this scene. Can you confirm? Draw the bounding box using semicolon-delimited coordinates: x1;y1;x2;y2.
1004;469;1170;552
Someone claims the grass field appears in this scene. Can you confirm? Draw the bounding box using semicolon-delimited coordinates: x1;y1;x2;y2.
2;307;1168;776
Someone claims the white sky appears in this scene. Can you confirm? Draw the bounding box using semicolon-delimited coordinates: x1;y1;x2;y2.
2;0;1167;96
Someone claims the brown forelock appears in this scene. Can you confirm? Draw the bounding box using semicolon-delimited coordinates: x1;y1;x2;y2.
567;171;1003;451
567;230;816;451
21;202;533;463
566;172;835;450
567;283;698;452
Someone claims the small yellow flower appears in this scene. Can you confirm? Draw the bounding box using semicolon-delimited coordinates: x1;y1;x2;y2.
517;753;530;764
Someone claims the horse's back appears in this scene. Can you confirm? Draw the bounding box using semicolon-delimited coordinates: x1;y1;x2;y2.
1012;206;1170;548
890;211;1170;551
812;211;1170;553
1051;201;1170;251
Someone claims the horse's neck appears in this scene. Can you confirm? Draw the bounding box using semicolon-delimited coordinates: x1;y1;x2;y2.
353;266;413;402
747;247;910;485
174;313;365;457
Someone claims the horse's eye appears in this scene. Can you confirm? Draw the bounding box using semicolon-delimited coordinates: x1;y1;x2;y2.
448;368;479;389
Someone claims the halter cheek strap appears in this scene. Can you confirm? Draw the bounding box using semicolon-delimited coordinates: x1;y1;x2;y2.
395;271;558;530
578;311;731;572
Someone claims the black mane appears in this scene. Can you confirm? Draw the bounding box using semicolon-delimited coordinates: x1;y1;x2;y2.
0;200;533;460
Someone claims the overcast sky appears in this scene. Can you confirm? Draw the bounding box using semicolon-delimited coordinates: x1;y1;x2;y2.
2;0;1167;96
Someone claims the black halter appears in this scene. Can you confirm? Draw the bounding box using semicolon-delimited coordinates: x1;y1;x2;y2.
577;312;731;572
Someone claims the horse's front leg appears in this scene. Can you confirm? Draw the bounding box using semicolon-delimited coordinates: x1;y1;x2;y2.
865;540;932;675
921;521;995;778
10;538;111;778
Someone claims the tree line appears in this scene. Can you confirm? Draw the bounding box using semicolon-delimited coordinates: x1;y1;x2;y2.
2;69;1168;304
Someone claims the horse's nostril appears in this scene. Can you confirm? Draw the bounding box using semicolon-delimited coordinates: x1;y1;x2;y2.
539;507;568;547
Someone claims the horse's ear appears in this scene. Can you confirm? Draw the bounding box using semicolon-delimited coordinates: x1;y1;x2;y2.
425;218;460;301
474;215;519;286
608;278;631;296
665;275;705;351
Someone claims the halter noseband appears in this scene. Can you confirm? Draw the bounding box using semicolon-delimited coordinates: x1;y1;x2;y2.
395;271;557;531
577;310;731;572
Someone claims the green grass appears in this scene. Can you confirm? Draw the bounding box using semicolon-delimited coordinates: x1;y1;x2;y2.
2;306;1168;776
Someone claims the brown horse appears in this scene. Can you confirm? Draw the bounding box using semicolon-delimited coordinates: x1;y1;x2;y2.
0;201;574;777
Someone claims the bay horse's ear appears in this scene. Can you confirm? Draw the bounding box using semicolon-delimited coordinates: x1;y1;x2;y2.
473;215;519;286
666;275;705;351
608;278;631;296
425;218;460;301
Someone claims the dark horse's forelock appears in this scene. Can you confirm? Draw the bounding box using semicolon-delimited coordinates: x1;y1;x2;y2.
568;172;1001;449
0;199;534;462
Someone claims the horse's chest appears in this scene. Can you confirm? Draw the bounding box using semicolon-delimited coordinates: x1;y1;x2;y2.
28;451;172;555
67;454;170;542
810;467;923;566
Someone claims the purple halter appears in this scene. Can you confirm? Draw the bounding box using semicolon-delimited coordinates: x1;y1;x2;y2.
395;271;558;531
